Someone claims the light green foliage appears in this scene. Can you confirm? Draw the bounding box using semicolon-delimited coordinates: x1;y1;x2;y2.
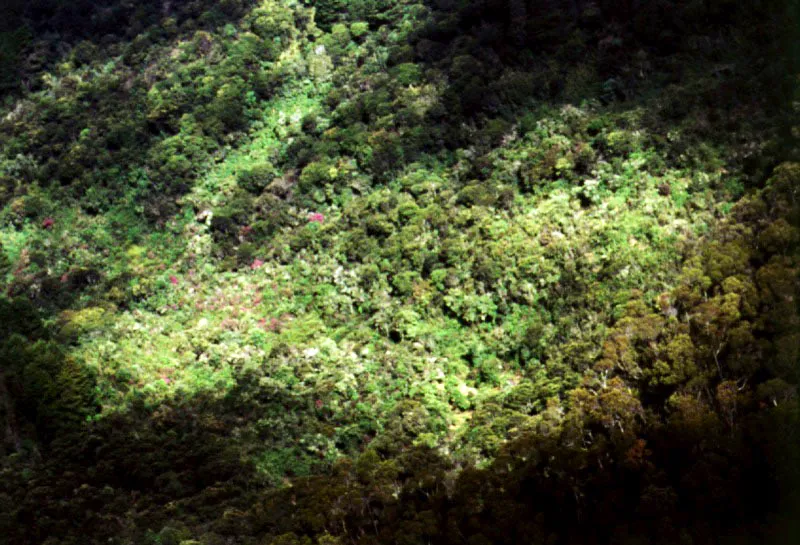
57;306;109;341
350;22;369;40
0;1;797;543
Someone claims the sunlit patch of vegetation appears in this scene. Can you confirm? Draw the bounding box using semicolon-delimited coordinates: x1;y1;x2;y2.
0;0;798;543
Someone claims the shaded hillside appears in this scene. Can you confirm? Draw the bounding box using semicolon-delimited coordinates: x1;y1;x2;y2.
0;1;799;544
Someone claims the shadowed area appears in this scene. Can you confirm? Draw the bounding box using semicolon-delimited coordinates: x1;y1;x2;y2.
0;0;799;544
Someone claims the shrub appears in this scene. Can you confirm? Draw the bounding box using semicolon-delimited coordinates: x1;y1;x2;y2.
299;160;338;193
391;63;422;86
350;21;369;40
1;335;96;441
238;163;277;194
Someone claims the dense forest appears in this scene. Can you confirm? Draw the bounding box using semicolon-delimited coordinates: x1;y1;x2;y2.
0;0;799;543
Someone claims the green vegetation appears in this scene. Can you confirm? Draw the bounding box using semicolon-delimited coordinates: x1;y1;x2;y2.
0;0;799;544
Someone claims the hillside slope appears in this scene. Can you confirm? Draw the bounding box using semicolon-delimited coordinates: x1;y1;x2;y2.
1;1;799;544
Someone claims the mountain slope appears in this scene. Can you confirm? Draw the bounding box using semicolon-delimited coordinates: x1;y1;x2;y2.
0;1;799;544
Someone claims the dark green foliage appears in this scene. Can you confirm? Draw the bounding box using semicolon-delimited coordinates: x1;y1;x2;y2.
298;160;338;193
238;163;277;194
0;1;798;544
311;0;397;31
147;129;214;196
0;298;45;340
0;0;305;222
0;243;8;279
0;28;31;93
0;332;96;442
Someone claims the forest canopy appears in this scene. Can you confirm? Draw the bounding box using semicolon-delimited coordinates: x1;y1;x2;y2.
0;1;799;544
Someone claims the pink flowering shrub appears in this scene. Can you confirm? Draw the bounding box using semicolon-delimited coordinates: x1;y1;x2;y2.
308;212;325;223
258;317;281;332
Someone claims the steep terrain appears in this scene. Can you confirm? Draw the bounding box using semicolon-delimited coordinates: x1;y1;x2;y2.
0;1;799;544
